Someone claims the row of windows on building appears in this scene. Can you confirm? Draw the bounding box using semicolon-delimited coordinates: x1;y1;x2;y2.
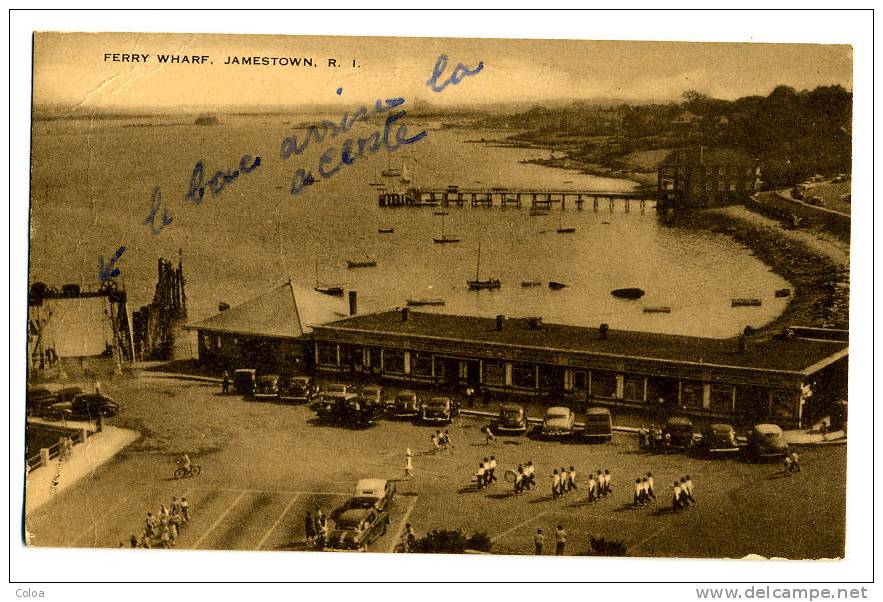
660;178;756;192
660;166;756;177
311;343;802;415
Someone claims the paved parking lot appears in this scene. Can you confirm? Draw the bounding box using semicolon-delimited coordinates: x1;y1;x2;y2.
25;375;846;558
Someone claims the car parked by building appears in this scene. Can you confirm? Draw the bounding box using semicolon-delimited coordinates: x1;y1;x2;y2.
233;368;257;397
492;403;529;435
698;423;741;455
540;406;575;439
253;374;280;399
419;396;458;425
278;375;319;403
659;416;696;450
581;407;613;442
389;390;421;419
743;423;789;462
51;393;120;420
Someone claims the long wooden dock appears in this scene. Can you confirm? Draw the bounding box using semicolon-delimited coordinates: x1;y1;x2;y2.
378;186;656;211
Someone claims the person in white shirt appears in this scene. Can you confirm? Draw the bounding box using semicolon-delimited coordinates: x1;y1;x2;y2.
646;472;656;500
683;476;696;505
597;470;605;497
587;474;597;503
789;451;801;473
634;478;645;507
405;448;413;479
551;469;561;498
568;467;578;492
475;462;486;489
514;465;524;495
560;467;569;494
642;477;652;503
604;469;612;495
525;461;536;489
672;481;683;512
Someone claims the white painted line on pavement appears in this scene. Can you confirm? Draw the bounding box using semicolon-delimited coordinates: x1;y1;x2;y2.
192;491;246;550
490;511;549;543
386;495;419;553
188;487;349;496
255;493;300;551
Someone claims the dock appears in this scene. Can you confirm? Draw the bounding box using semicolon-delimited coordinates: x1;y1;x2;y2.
379;186;655;212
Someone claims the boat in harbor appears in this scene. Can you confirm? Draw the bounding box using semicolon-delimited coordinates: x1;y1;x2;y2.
643;306;672;313
521;280;542;287
775;288;791;298
548;281;568;290
611;287;645;299
432;212;460;244
467;242;501;290
381;152;402;177
314;260;344;296
400;164;412;184
347;256;378;269
406;298;445;307
378;228;394;234
731;298;762;307
556;215;576;234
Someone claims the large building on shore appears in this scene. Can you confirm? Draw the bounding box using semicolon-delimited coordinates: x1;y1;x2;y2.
310;309;847;427
657;146;761;209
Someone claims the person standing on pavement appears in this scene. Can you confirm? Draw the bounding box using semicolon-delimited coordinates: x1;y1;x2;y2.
514;465;525;495
180;498;190;522
672;481;683;512
568;466;578;492
634;478;645;507
526;461;536;489
596;470;605;497
587;473;597;503
405;448;413;479
642;477;652;504
555;525;567;555
789;451;801;473
488;456;498;484
475;462;486;490
534;528;545;555
551;469;561;498
222;370;230;394
604;469;613;495
483;425;496;445
683;476;696;505
647;473;656;500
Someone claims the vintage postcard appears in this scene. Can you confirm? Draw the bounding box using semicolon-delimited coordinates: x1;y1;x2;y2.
24;30;852;565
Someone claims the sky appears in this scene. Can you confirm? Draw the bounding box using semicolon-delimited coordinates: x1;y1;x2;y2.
32;32;853;111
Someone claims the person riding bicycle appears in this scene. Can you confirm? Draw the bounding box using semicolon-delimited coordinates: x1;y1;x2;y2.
402;523;417;552
178;452;192;474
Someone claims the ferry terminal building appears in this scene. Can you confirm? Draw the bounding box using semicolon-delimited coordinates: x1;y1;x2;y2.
309;310;847;428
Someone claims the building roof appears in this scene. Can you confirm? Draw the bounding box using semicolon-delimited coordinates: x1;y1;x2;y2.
660;146;756;168
313;311;847;375
188;281;347;339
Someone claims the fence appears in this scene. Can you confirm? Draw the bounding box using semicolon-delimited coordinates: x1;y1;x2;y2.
25;427;93;473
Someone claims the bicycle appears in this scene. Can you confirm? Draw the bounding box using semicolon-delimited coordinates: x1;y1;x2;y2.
174;464;201;479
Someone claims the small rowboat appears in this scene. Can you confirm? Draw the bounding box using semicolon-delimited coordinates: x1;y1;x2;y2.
521;280;542;287
731;298;762;307
612;287;645;299
378;228;394;234
643;306;672;313
347;258;377;269
548;281;568;290
406;298;445;307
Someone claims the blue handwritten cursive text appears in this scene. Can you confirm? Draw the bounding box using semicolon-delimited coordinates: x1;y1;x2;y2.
98;246;126;281
426;54;484;93
184;154;262;206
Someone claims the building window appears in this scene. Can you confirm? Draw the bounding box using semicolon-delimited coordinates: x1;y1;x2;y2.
483;360;505;386
573;371;587;391
317;342;337;366
215;335;222;349
411;352;433;377
623;376;645;402
770;390;797;423
745;167;752;176
746;179;754;190
512;363;536;389
717;166;724;176
717;180;725;191
710;384;734;412
383;349;405;374
591;371;617;398
681;381;704;409
729;181;737;191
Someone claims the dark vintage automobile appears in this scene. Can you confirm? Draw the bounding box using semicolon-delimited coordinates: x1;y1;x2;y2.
278;375;319;403
541;406;575;439
233;369;257;397
52;393;120;420
326;479;395;552
389;390;421;419
253;374;280;399
743;423;789;462
27;387;58;417
659;416;696;449
698;423;741;455
419;396;458;425
581;407;613;442
316;392;384;427
358;385;384;407
492;403;529;435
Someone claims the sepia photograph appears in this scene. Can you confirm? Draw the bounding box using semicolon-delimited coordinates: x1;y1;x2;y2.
11;10;872;588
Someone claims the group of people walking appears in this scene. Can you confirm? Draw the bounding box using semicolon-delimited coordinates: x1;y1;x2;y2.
303;508;331;549
633;473;657;507
430;430;454;453
551;466;583;499
511;461;537;494
671;476;697;512
129;496;191;548
474;456;499;489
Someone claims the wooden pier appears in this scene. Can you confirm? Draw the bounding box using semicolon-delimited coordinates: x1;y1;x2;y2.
378;186;655;211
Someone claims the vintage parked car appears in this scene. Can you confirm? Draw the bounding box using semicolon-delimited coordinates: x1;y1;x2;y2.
660;416;696;449
358;385;384;406
492;403;529;435
326;478;395;552
743;423;789;462
316;393;383;428
419;396;458;425
233;368;257;396
389;390;421;419
541;406;575;438
581;407;613;442
27;387;58;417
698;423;741;455
278;375;319;403
253;374;280;399
51;393;120;420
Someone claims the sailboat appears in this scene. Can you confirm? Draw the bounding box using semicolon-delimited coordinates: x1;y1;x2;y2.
467;242;501;290
432;212;460;244
556;214;576;234
400;164;412;184
314;259;344;296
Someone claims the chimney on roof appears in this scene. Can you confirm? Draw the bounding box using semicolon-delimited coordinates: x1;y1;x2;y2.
348;291;357;316
599;323;609;340
496;314;505;331
401;307;410;322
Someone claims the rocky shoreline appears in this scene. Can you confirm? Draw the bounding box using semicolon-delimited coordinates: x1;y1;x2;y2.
668;209;850;337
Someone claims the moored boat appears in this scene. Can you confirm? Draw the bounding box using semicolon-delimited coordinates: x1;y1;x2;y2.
347;257;377;269
378;228;394;234
774;288;791;298
406;298;445;307
521;280;542;287
467;242;501;290
611;287;645;299
643;306;672;313
548;281;568;290
314;260;344;296
731;298;762;307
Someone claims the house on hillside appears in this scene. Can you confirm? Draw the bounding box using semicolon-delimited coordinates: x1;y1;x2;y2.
657;146;761;209
186;280;348;374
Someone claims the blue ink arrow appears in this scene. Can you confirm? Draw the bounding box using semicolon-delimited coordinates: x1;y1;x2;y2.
99;246;126;281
